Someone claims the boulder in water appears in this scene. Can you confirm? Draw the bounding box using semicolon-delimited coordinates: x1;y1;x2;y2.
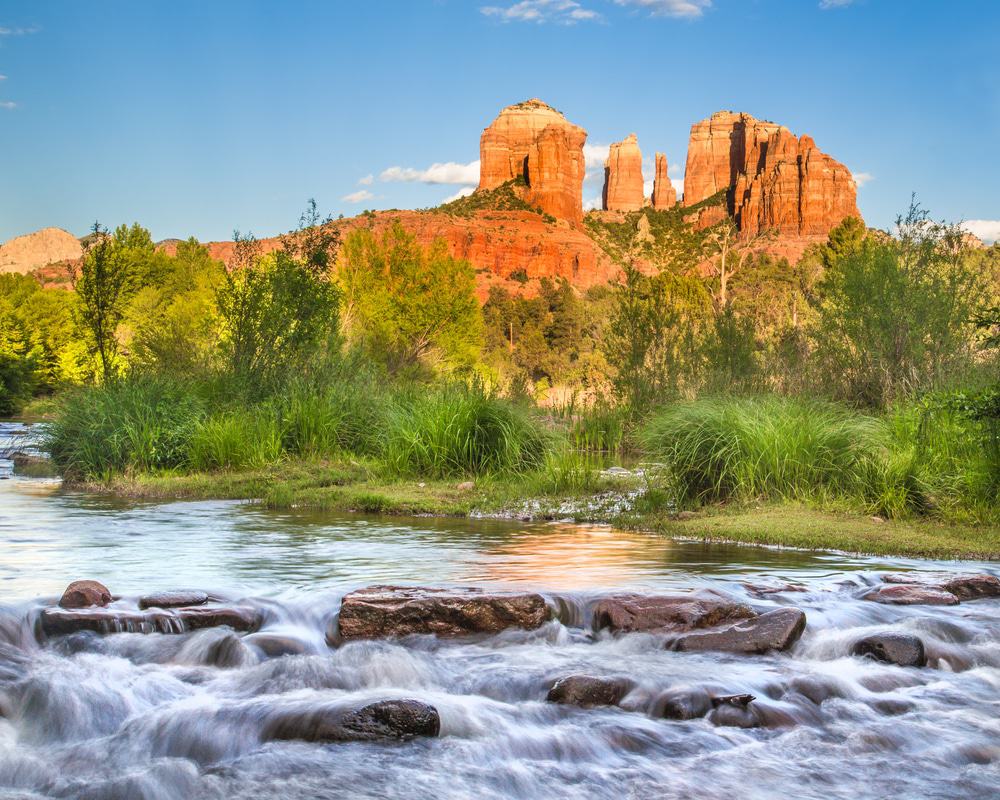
263;699;440;743
863;585;959;606
337;585;550;640
244;633;314;658
546;675;633;708
58;580;112;609
40;604;262;637
654;687;714;720
937;574;1000;601
851;632;926;667
139;590;209;609
592;591;755;635
671;608;807;654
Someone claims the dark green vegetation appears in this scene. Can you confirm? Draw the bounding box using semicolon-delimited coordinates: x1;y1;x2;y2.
4;198;1000;557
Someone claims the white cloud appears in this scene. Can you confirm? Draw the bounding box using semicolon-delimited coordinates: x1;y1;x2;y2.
852;171;874;188
583;195;603;211
0;25;39;36
613;0;711;18
961;220;1000;245
643;178;654;197
357;174;374;186
380;160;480;185
0;101;16;110
671;177;684;195
481;0;601;24
342;189;374;204
668;161;682;176
819;0;855;8
583;143;610;170
442;186;476;203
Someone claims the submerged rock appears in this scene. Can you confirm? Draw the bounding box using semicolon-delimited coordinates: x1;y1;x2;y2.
336;585;549;640
58;580;111;610
851;632;926;668
654;687;714;720
671;608;807;654
547;675;633;708
592;591;755;635
139;590;209;610
244;633;313;658
880;572;1000;601
39;605;262;638
863;585;959;606
263;699;440;743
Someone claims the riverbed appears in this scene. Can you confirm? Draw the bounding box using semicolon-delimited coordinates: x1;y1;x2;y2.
1;421;998;799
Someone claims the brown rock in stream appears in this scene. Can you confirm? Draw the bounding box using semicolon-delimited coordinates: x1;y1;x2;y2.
547;675;634;708
263;699;441;743
139;590;210;610
671;608;807;654
58;581;112;609
39;605;262;637
592;591;755;635
337;586;550;640
863;585;959;606
852;632;926;668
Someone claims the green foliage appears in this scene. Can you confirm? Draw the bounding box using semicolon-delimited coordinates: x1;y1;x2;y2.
584;206;710;272
44;375;204;479
338;223;482;374
187;409;284;471
434;180;543;218
379;384;548;477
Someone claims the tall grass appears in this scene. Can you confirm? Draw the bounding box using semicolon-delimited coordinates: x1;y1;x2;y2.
44;376;204;479
187;409;284;470
380;385;548;477
278;379;385;458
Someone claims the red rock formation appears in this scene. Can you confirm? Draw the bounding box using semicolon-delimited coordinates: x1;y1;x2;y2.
602;134;644;212
651;152;677;209
683;111;860;239
0;227;82;274
478;99;586;223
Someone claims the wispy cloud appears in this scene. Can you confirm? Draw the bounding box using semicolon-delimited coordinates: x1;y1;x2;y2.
380;160;480;185
481;0;601;24
961;220;1000;245
0;75;6;81
613;0;711;18
357;174;374;186
583;143;610;170
0;101;16;110
442;186;476;203
819;0;855;8
0;25;40;36
342;189;374;204
671;177;684;195
852;171;874;188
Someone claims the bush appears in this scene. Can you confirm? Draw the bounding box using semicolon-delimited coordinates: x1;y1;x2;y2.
380;385;548;477
278;377;386;458
45;376;204;479
187;409;283;471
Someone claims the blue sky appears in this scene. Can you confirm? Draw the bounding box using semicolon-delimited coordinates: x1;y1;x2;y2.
1;0;998;243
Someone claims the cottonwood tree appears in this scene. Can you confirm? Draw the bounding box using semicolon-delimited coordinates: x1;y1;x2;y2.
706;218;773;311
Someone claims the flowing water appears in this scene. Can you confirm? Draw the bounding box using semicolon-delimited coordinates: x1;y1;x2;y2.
0;421;998;799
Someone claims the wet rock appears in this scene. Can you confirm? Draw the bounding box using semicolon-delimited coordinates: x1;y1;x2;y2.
741;582;807;598
139;590;209;610
871;698;914;716
203;633;253;668
546;675;633;708
39;605;262;637
264;699;440;743
937;574;1000;601
711;693;755;709
653;687;714;720
337;585;549;640
862;585;959;606
708;703;759;728
58;580;112;609
851;633;926;668
592;591;754;635
672;608;806;654
244;633;313;658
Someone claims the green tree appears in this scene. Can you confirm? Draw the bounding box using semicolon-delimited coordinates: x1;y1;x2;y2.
338;223;482;374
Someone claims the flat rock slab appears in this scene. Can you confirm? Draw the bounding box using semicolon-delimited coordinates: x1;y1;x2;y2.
40;605;262;637
672;608;807;654
337;586;549;640
547;675;634;708
863;585;959;606
263;699;440;743
139;591;210;610
592;592;755;635
852;632;926;668
880;572;1000;601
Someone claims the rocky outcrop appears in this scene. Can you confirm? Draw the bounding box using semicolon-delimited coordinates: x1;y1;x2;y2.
602;134;644;212
336;585;550;640
682;111;860;238
547;675;634;708
58;580;111;609
651;152;676;210
0;227;82;274
851;633;927;668
671;608;807;654
263;699;441;743
478;98;587;223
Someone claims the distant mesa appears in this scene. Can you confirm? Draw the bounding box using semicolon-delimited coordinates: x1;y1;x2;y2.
0;227;82;275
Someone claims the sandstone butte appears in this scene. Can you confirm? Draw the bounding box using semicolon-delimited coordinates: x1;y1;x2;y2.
5;102;871;297
603;134;645;212
651;152;677;210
